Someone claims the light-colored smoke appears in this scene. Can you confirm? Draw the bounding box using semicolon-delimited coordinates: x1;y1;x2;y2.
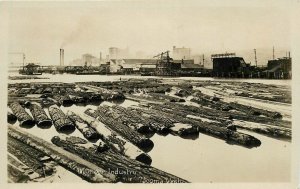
60;16;91;48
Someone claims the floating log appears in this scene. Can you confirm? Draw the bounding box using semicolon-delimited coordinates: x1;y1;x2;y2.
78;84;125;101
52;87;59;94
81;111;152;165
7;164;30;183
129;106;177;128
113;105;170;135
42;87;52;94
88;107;154;152
8;136;54;177
59;87;66;94
48;105;75;132
8;126;116;183
169;123;199;139
100;105;154;134
9;102;35;127
8;109;17;124
66;111;100;141
69;94;86;104
52;94;73;107
135;105;261;148
52;135;188;183
29;103;52;127
165;99;291;128
73;91;102;104
232;120;291;140
62;134;109;153
16;88;33;95
141;93;186;103
192;92;283;119
34;88;44;94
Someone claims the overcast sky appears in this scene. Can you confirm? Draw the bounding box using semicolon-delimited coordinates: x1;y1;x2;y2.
6;0;291;65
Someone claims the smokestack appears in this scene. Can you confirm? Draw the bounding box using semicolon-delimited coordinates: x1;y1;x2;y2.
60;49;64;66
254;49;257;67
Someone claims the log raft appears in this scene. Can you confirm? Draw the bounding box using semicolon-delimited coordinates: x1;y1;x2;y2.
100;105;154;134
78;84;125;101
81;111;152;165
8;125;116;183
133;105;261;148
8;136;54;177
52;135;188;183
9;102;35;127
85;107;154;152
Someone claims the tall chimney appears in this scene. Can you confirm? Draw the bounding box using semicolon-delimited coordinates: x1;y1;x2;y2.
60;49;64;66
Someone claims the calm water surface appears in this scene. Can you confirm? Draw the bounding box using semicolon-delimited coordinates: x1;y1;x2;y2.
9;73;291;182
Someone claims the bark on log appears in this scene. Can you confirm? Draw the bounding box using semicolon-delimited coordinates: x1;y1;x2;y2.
134;105;261;148
232;120;291;140
112;105;170;135
53;94;73;107
51;135;188;183
87;107;154;152
34;88;44;94
129;106;177;128
78;84;125;101
72;91;102;104
165;100;290;128
66;111;100;141
8;136;53;177
81;111;152;165
48;105;75;132
9;102;35;127
43;87;52;94
100;105;154;134
69;94;86;105
29;103;52;127
8;125;116;183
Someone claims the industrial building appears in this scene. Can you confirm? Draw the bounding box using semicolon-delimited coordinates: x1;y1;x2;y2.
172;46;191;60
265;57;292;79
212;53;254;78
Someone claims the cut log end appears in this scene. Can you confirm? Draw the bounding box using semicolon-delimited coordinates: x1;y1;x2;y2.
135;153;152;165
19;120;35;128
56;124;76;133
36;120;52;128
62;100;74;107
7;113;17;124
137;126;155;134
137;139;154;152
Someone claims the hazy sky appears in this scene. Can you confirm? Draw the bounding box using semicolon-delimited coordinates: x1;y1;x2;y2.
6;1;291;65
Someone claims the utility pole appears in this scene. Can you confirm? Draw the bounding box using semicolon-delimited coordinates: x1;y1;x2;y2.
202;54;205;67
273;46;275;60
254;49;257;67
23;54;26;70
